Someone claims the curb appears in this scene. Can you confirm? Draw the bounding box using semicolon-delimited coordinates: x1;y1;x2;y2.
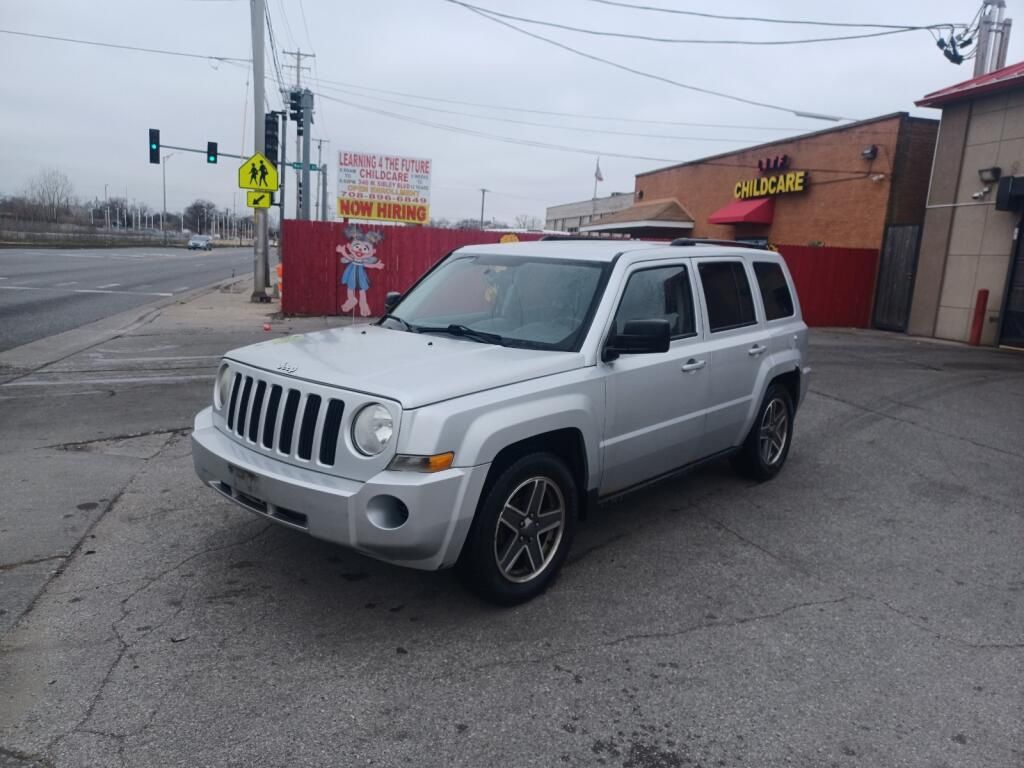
0;272;256;379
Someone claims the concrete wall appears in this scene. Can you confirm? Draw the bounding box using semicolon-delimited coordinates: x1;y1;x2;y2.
908;90;1024;345
545;193;635;232
634;115;927;250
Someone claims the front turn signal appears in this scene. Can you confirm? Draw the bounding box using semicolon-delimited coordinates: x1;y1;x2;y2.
388;452;455;473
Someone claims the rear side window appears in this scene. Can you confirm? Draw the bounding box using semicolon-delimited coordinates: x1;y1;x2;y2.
753;262;795;320
697;261;757;332
613;265;696;339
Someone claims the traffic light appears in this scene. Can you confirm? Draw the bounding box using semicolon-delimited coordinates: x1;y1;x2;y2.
264;113;280;166
148;129;160;164
206;141;218;164
289;90;308;137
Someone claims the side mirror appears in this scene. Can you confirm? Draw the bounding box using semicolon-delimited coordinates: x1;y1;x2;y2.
384;291;402;312
603;319;671;362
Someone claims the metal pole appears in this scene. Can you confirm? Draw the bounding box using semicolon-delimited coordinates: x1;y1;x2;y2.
315;139;323;217
161;157;168;244
479;188;488;229
279;110;287;255
251;0;269;301
300;90;313;220
321;164;328;221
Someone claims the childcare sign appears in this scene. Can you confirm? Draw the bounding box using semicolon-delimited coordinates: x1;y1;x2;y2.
337;151;432;224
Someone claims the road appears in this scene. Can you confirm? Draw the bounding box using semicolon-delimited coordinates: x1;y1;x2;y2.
0;294;1022;767
0;246;255;352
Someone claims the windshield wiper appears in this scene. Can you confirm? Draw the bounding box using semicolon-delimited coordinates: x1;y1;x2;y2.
417;323;505;345
378;314;416;333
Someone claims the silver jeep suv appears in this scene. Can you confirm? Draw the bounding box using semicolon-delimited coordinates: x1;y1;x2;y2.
192;240;810;604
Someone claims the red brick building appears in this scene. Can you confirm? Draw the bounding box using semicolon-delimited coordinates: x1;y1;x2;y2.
586;112;937;253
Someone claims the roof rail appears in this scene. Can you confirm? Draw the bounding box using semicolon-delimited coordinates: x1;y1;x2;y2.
670;238;768;250
539;234;631;241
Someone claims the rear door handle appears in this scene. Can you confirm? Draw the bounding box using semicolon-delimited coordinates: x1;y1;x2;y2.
681;358;706;372
748;344;767;356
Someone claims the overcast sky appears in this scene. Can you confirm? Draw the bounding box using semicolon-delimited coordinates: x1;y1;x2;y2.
2;0;1019;224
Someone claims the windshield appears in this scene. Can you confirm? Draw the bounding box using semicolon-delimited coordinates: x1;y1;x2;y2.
383;253;609;351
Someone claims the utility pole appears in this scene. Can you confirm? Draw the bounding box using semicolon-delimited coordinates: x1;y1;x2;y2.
283;50;314;215
319;162;327;221
479;188;488;230
251;0;269;301
299;90;314;220
311;139;327;219
278;108;287;257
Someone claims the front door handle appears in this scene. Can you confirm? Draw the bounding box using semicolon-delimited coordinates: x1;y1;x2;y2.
748;344;767;356
681;358;706;372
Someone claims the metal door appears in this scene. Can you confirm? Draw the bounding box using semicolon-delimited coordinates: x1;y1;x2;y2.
998;217;1024;348
873;225;921;331
599;263;711;495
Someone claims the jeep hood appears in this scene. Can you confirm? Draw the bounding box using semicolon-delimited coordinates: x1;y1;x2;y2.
225;325;586;408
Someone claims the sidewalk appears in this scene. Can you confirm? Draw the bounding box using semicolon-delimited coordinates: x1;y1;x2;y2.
0;276;353;382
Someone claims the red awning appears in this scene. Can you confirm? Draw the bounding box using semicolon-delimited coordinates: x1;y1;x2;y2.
708;197;775;225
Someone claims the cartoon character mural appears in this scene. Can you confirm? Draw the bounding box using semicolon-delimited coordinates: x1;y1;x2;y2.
336;225;385;317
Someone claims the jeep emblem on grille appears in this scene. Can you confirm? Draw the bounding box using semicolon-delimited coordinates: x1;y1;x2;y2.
277;362;298;373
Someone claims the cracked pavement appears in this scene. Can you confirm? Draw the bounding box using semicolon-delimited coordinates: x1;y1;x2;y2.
1;300;1023;766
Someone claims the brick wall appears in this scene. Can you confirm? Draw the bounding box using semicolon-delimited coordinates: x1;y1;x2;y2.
634;114;936;250
888;117;940;226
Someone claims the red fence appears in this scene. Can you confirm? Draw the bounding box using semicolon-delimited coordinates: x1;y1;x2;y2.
776;245;879;328
280;224;880;328
281;221;542;317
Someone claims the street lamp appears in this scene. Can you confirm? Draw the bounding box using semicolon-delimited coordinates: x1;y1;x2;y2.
161;152;175;245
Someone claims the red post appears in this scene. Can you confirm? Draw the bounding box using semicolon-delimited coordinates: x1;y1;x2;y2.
969;289;989;346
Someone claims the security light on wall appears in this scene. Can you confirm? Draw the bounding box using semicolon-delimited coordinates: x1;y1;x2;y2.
978;167;1002;183
861;145;878;160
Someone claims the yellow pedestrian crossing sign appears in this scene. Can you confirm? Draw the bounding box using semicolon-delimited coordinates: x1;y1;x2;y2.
238;152;278;192
247;191;272;209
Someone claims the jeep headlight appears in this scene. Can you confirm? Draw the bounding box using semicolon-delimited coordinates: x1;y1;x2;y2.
352;403;393;456
214;364;233;409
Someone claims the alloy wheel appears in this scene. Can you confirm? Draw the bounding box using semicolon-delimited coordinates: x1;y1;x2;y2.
759;397;789;466
493;476;566;583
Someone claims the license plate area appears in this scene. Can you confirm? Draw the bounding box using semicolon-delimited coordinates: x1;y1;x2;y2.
227;464;260;497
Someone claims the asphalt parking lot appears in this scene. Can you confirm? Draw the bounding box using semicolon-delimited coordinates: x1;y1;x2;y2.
2;328;1022;768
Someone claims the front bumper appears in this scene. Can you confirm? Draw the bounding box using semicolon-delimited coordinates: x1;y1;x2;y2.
191;407;489;570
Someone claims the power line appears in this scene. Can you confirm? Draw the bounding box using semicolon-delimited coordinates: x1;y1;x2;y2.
305;75;816;132
274;0;298;48
442;1;850;121
312;82;767;143
314;90;682;162
455;2;937;45
580;0;965;30
0;28;250;63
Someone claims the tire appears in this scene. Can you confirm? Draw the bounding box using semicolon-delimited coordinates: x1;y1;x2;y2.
732;383;794;482
457;453;577;605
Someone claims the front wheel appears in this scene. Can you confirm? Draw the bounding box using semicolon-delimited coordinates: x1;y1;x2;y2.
457;453;577;605
732;383;794;482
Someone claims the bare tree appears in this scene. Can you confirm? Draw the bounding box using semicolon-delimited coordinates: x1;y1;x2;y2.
514;214;542;230
28;169;75;222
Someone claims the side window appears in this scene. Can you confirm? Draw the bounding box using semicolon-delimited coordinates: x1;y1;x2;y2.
613;265;696;339
697;261;757;333
753;261;795;321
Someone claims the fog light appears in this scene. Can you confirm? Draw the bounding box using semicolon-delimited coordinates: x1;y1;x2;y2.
388;452;455;473
366;495;409;530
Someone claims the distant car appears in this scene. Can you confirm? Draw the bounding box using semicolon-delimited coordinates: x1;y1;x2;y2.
188;235;213;251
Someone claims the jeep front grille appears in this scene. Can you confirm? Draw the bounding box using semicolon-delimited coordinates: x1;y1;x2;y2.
225;373;346;466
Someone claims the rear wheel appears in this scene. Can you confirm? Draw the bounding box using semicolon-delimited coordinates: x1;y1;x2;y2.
457;453;577;605
732;383;794;482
